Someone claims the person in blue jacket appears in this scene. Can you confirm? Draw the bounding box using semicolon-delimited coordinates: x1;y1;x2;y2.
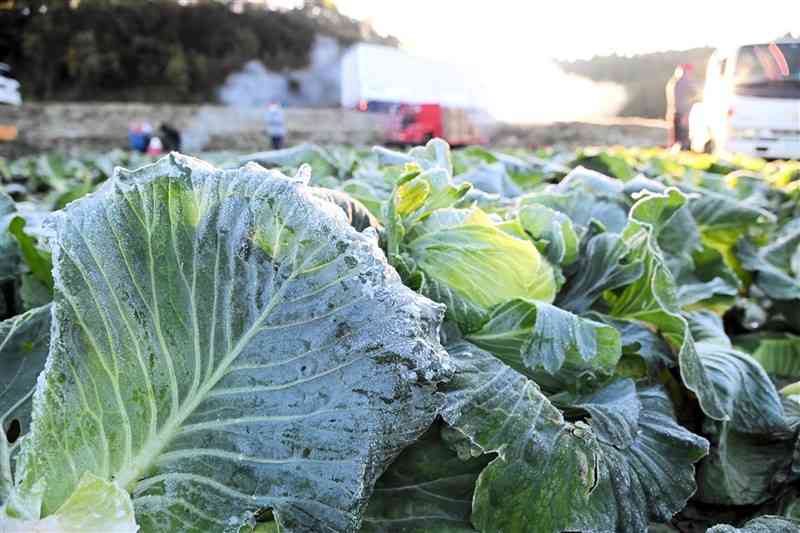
265;102;287;150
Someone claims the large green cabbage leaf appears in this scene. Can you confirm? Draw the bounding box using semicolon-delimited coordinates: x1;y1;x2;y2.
439;341;708;533
6;155;451;532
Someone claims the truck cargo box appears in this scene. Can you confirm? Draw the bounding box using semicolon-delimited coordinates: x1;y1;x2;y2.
340;43;483;110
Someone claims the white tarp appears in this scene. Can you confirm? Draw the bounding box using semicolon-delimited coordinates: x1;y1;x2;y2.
340;43;485;109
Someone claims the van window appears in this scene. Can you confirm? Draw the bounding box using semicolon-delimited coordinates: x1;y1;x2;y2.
734;42;800;85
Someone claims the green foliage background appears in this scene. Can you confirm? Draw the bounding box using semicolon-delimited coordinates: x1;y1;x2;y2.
0;0;396;102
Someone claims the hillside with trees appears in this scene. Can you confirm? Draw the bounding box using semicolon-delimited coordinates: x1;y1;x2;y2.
0;0;396;102
559;47;714;118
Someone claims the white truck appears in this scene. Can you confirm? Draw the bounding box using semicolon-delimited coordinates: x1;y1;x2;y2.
0;63;21;142
340;43;492;145
0;63;21;107
690;39;800;159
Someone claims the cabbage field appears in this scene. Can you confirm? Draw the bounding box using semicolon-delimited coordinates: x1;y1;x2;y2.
1;141;800;532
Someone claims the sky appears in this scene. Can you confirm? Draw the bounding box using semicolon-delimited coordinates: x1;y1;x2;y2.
276;1;800;122
329;1;799;60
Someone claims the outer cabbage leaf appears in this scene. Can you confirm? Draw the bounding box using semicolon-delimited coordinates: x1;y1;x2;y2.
556;231;643;314
570;152;636;180
10;155;451;532
308;188;380;233
337;180;384;217
406;139;453;173
360;423;489;533
606;188;728;421
239;143;336;179
614;191;784;432
696;419;796;506
516;204;578;266
416;274;489;335
737;221;800;300
735;333;800;380
455;162;522;198
519;190;628;236
695;340;786;434
455;146;563;188
624;177;741;309
0;190;18;282
686;312;786;434
453;188;508;213
440;341;708;533
673;244;740;309
372;146;413;168
7;216;53;293
567;378;641;447
465;299;621;392
687;185;774;263
686;310;729;346
622;174;667;196
0;305;51;505
708;516;800;533
655;204;701;266
586;313;675;375
556;166;626;197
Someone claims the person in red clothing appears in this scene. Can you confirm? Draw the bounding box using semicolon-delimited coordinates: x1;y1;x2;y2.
666;63;699;149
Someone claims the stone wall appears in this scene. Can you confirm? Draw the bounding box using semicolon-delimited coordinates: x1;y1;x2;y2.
0;102;668;157
3;103;388;156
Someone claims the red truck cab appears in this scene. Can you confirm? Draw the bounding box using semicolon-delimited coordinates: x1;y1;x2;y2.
386;103;486;146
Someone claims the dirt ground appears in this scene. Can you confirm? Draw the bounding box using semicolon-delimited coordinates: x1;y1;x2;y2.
492;117;668;149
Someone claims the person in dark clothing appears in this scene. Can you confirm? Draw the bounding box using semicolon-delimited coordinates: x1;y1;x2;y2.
666;64;699;149
159;123;182;152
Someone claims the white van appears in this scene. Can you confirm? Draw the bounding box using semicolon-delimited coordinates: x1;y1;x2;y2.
0;63;21;106
690;40;800;159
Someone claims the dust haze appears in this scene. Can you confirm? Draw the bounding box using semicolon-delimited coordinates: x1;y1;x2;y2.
480;59;628;124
